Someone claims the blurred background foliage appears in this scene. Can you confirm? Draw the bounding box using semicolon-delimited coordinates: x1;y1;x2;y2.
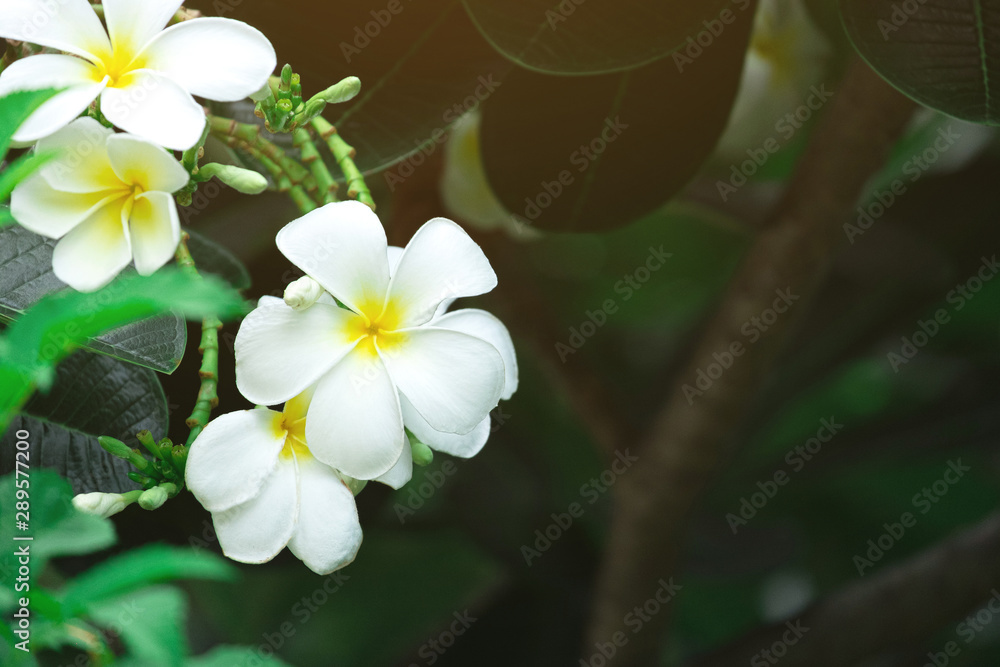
4;0;1000;664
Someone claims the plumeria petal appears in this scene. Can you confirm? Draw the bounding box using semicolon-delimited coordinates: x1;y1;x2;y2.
129;191;180;275
100;69;205;150
276;201;391;315
213;456;298;565
383;328;504;435
387;245;405;274
34;117;120;194
0;0;111;61
287;458;363;575
235;297;362;406
106;133;190;193
0;55;108;144
386;218;497;327
432;308;518;400
138;17;276;102
11;173;122;238
102;0;183;57
185;409;286;513
374;437;413;490
51;199;131;291
401;395;492;459
305;350;406;480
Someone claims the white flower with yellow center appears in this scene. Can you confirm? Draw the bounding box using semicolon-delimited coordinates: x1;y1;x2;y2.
10;117;190;291
185;390;363;575
235;201;518;481
0;0;276;149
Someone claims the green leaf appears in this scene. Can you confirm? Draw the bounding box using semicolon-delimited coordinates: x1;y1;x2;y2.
0;269;247;428
185;228;252;290
462;0;734;75
0;89;60;160
478;7;754;232
61;545;236;616
87;587;188;667
0;150;57;203
221;0;508;174
841;0;1000;124
1;349;168;494
0;226;188;374
0;206;13;229
188;646;293;667
0;470;116;588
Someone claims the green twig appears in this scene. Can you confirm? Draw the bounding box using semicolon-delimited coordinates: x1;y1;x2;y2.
293;127;339;205
310;117;375;210
175;234;222;446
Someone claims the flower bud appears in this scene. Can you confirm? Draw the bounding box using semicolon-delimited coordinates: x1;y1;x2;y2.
411;438;434;467
315;77;362;105
73;492;126;519
284;276;324;311
199;163;269;195
138;486;169;511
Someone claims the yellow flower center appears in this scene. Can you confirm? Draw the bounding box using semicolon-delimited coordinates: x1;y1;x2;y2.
348;298;408;358
87;45;146;88
274;392;313;461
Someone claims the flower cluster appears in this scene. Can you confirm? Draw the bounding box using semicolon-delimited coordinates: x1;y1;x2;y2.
186;202;518;573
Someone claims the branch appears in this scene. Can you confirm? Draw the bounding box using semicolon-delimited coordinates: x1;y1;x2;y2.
584;60;916;664
692;512;1000;666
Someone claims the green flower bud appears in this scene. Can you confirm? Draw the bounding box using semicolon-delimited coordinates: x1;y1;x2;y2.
138;485;169;511
199;163;269;195
315;76;362;105
73;492;127;518
98;436;131;458
410;438;434;467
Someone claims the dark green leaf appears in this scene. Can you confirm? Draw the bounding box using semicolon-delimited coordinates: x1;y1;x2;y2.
0;89;60;159
188;647;293;667
479;5;755;231
0;226;187;374
1;350;168;494
185;228;252;290
61;545;236;616
0;150;57;203
841;0;1000;124
462;0;733;75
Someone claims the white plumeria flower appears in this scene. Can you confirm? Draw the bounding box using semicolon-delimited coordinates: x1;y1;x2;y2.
714;0;831;161
10;117;189;291
235;201;518;482
0;0;276;149
185;390;363;575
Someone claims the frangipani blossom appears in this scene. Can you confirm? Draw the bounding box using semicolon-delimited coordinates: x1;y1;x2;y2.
0;0;276;149
185;391;363;575
235;201;518;482
11;117;189;291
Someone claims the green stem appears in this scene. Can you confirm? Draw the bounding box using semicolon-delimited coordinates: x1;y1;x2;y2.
207;116;311;185
310;117;375;210
293;127;339;205
182;123;210;175
175;234;222;446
